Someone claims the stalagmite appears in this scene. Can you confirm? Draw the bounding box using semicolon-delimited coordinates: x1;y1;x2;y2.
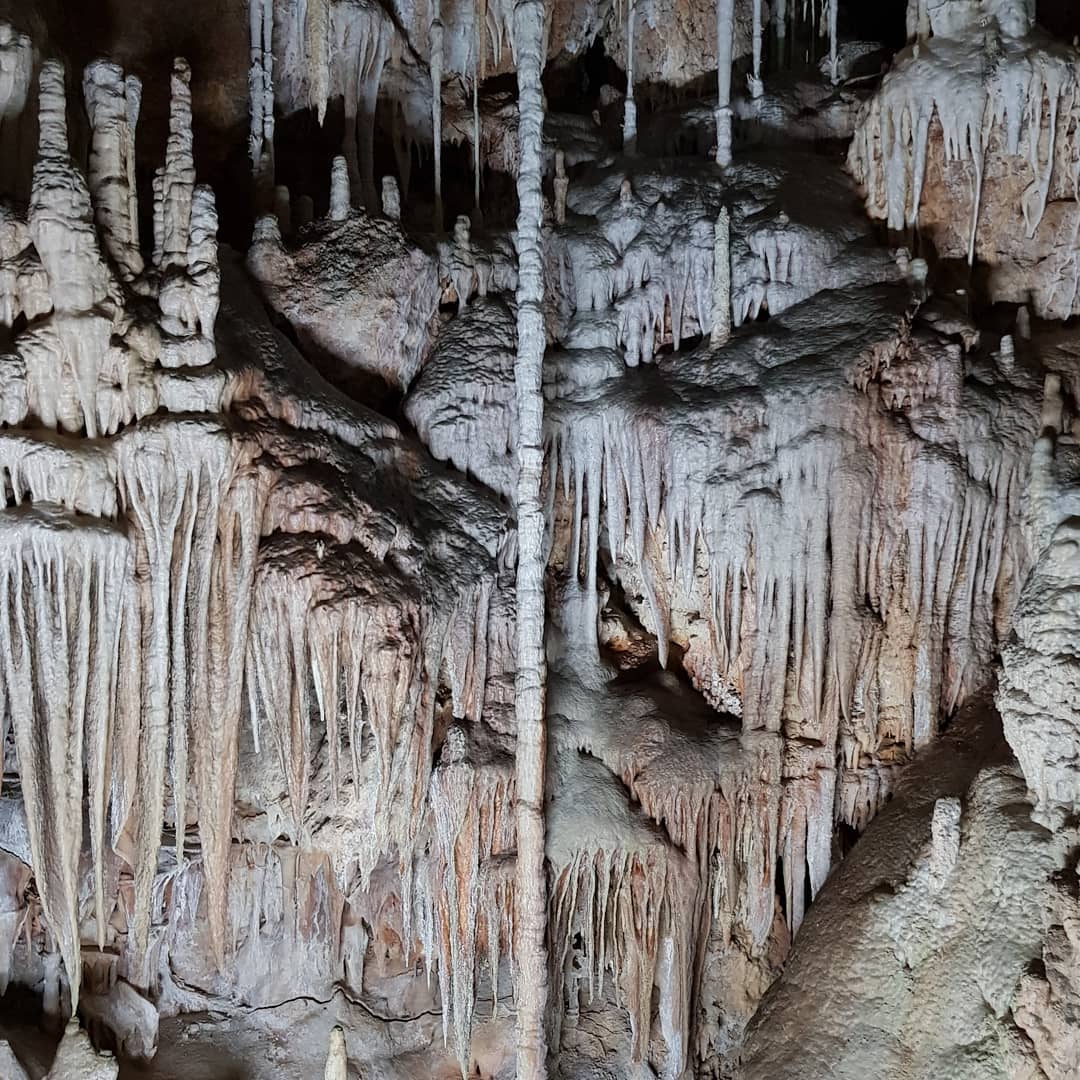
431;12;445;232
296;193;314;227
382;174;401;219
159;182;220;367
45;1021;118;1080
554;150;568;224
330;155;350;220
324;1026;347;1080
82;62;143;280
155;59;196;271
711;206;732;345
749;0;764;98
512;0;551;1071
0;1042;29;1080
624;0;638;153
274;184;292;233
715;0;735;166
28;61;117;438
452;215;476;311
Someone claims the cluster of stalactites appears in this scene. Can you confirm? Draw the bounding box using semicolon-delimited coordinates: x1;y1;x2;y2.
548;844;693;1070
848;27;1080;259
419;736;515;1074
544;335;1027;920
999;373;1080;829
0;419;272;1011
245;539;496;896
0;508;131;1013
254;0;393;211
906;0;1035;41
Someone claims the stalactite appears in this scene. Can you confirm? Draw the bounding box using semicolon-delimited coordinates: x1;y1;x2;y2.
624;0;638;153
848;23;1080;251
715;0;735;166
117;423;237;968
750;0;764;99
0;511;130;1013
307;0;330;123
423;732;515;1073
545;748;696;1072
473;72;482;218
248;0;275;200
828;0;838;84
332;0;389;210
431;13;445;232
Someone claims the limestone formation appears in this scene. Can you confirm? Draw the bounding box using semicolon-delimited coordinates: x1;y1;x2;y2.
0;5;1077;1080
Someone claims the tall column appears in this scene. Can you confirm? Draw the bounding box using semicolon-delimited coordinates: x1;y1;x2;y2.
512;0;550;1073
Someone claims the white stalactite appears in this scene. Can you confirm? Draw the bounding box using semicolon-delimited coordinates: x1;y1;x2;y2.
828;0;838;84
848;32;1080;255
431;13;445;232
624;0;638;153
248;0;275;198
750;0;764;98
0;510;130;1013
332;0;389;210
473;71;482;216
715;0;735;166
